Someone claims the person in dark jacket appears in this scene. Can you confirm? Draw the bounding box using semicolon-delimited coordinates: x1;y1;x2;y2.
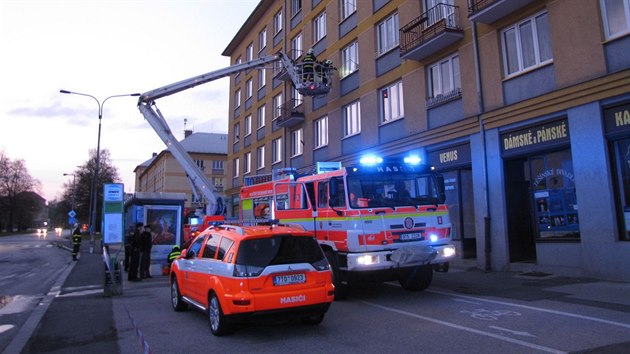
128;223;143;281
71;224;81;261
139;225;153;279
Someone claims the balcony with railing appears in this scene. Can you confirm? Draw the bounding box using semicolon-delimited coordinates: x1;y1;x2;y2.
468;0;535;24
400;3;464;61
275;99;304;128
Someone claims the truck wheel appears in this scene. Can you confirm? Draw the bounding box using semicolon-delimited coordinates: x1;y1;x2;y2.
170;277;188;311
399;264;433;291
325;250;348;300
208;292;233;336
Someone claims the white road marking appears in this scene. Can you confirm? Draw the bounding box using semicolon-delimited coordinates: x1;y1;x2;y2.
489;325;536;337
427;289;630;330
0;324;15;334
56;289;103;298
358;300;566;354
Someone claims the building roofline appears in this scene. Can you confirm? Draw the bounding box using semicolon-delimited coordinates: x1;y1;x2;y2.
222;0;275;57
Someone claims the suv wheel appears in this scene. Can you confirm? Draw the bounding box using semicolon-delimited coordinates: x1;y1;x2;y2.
208;292;233;336
399;264;433;291
170;278;188;311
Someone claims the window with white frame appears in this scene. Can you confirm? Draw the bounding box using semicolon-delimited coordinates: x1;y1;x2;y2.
427;54;461;98
245;115;252;136
291;128;303;157
258;68;266;89
341;0;357;20
234;123;240;142
273;93;283;119
233;158;240;178
212;160;224;170
195;159;205;171
314;11;327;43
272;137;282;163
274;10;283;34
259;28;267;52
343;100;361;137
291;0;301;17
314;116;328;148
246;43;254;61
244;152;251;174
292;32;303;59
601;0;630;39
377;13;399;55
213;177;223;188
501;11;552;77
246;79;253;99
341;41;359;78
292;87;303;108
257;145;265;169
425;0;455;28
257;105;266;129
234;89;241;108
380;81;404;123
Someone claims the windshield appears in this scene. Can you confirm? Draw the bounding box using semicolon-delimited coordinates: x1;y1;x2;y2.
346;174;441;208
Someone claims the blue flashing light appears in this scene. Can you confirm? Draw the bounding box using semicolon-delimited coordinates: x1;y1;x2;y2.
359;155;383;165
404;155;422;165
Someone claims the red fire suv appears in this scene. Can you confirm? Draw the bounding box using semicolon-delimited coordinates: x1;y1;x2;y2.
169;222;335;336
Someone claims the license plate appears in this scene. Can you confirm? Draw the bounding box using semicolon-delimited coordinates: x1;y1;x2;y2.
273;273;306;286
399;232;424;241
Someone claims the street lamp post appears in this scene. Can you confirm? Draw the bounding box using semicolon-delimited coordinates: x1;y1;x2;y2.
63;172;76;217
60;90;140;253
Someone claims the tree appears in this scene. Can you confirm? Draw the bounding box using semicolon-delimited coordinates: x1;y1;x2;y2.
60;149;121;230
0;150;42;231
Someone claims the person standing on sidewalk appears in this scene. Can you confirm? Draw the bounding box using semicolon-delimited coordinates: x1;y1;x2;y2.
71;224;82;261
128;223;143;282
139;225;153;279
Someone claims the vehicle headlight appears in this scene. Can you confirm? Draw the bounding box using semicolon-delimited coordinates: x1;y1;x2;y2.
357;255;378;265
440;246;456;258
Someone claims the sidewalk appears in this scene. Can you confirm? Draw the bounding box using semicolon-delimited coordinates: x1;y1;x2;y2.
10;237;630;354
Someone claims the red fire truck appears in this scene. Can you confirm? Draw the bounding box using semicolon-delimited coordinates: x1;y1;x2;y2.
240;156;456;297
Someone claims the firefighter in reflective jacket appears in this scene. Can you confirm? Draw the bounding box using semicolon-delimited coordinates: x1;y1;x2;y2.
302;48;317;82
71;224;82;261
167;245;181;266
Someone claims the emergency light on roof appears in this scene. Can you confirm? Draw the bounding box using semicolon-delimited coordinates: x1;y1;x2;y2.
359;155;383;165
404;155;422;165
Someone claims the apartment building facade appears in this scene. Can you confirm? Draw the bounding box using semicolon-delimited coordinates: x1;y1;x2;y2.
222;0;630;281
134;132;227;211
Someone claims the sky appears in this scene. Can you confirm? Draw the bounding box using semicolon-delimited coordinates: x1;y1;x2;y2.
0;0;259;201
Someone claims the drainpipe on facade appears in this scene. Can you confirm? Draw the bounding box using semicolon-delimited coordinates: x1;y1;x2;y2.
472;20;492;272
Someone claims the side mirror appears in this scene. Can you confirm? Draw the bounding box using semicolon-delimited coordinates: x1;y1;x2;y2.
436;175;446;203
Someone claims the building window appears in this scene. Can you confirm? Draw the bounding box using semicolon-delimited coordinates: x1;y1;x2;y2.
212;160;224;170
292;87;303;108
291;128;303;157
213;177;223;188
246;43;254;61
272;137;282;164
314;116;328;148
234;123;240;142
274;10;283;34
195;159;205;171
258;68;266;89
246;79;253;99
343;100;361;137
601;0;630;39
341;41;359;78
376;13;399;55
258;28;267;52
501;11;552;77
244;152;251;174
244;115;252;136
233;158;240;178
292;32;303;59
291;0;301;17
234;89;241;109
427;54;461;98
257;145;265;169
341;0;356;20
381;81;404;123
612;135;630;241
314;11;327;43
257;105;266;129
273;93;283;119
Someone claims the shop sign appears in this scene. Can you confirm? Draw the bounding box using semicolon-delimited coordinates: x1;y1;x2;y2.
501;119;569;156
427;143;471;170
603;103;630;136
